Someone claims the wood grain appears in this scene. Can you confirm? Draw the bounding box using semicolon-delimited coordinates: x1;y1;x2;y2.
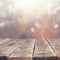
9;39;35;60
0;39;19;57
33;39;56;60
46;39;60;60
0;39;59;60
0;39;10;46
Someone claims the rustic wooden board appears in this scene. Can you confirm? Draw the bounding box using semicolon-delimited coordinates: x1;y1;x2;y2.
0;39;19;57
0;39;10;46
0;39;18;51
0;39;58;60
46;39;60;60
33;39;56;60
43;39;57;60
33;40;44;60
0;39;19;48
9;39;35;60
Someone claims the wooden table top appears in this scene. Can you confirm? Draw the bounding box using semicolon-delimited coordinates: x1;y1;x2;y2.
0;39;60;60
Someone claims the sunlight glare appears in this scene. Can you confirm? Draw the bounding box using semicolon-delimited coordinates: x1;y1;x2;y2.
13;0;53;13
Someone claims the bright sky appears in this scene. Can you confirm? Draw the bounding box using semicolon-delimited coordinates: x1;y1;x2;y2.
13;0;53;12
0;0;60;17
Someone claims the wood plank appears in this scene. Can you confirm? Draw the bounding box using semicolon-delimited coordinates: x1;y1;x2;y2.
0;39;11;46
9;39;35;60
46;39;60;60
0;39;19;48
33;39;56;60
43;39;57;60
33;40;44;60
0;39;19;57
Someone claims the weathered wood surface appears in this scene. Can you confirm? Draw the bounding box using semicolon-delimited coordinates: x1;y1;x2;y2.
0;39;60;60
33;39;56;60
0;39;10;46
46;39;60;60
9;39;35;60
0;39;19;56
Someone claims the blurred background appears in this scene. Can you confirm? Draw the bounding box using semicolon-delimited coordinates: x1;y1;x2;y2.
0;0;60;39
